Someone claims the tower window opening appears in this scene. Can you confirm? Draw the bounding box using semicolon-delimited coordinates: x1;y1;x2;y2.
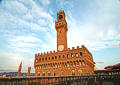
52;56;54;60
61;72;64;76
59;56;61;59
80;52;83;56
48;72;51;76
71;53;73;57
63;55;65;58
38;73;40;76
36;59;38;63
53;72;56;76
75;53;78;57
49;57;50;60
67;54;69;58
42;58;44;61
42;72;45;76
72;70;75;76
55;56;57;59
46;57;47;60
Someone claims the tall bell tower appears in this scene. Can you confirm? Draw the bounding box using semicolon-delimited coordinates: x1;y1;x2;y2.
55;10;68;52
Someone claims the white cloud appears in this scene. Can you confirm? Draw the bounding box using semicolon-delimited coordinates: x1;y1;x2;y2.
66;0;120;51
39;0;50;5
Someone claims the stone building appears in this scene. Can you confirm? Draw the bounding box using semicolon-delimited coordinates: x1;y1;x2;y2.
34;10;95;76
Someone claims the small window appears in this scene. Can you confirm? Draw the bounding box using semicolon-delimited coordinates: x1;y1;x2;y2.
55;56;57;59
52;56;54;60
71;53;73;57
38;72;40;76
53;72;56;76
80;52;82;56
75;53;78;57
42;58;44;61
46;57;47;60
59;56;61;59
49;57;50;60
36;59;38;63
48;72;51;76
72;70;75;75
42;72;45;76
61;72;64;76
39;58;41;62
67;54;69;58
63;55;65;58
78;70;82;75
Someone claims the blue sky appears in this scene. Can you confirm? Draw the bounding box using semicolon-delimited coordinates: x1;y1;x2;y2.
0;0;120;72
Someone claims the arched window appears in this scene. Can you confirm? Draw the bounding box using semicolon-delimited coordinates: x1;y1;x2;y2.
61;72;64;76
52;56;54;60
45;57;47;60
42;72;45;76
72;70;75;75
49;57;50;60
79;60;82;66
55;56;57;59
42;58;44;61
78;70;82;75
67;54;69;58
80;52;82;56
59;55;61;59
71;53;73;57
67;61;70;67
36;59;38;63
38;72;40;76
73;61;76;66
63;55;65;58
39;58;41;62
48;72;51;76
53;72;56;76
75;53;78;57
82;60;85;66
76;60;79;66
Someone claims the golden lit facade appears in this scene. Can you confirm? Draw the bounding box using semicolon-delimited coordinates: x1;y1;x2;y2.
34;10;95;76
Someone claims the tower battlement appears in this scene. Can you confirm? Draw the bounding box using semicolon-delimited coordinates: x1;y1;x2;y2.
35;45;91;58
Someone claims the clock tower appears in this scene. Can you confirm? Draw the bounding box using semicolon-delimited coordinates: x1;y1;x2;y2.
55;10;68;51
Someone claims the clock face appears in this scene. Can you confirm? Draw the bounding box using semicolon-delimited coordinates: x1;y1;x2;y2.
58;45;64;51
59;15;63;19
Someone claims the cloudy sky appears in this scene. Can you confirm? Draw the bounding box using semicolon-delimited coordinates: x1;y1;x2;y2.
0;0;120;73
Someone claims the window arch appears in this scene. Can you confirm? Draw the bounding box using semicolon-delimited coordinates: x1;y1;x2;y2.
42;72;45;76
72;70;75;75
71;53;73;57
78;70;82;75
67;54;69;58
80;52;82;56
75;53;78;57
61;72;64;76
37;72;40;76
36;59;38;63
48;72;51;76
53;72;56;76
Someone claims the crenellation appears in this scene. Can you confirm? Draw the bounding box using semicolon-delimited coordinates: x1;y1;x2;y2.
72;47;75;50
77;46;79;49
68;48;70;50
53;50;55;53
44;52;46;55
47;52;49;55
41;53;43;55
38;53;40;56
35;54;37;57
50;51;52;54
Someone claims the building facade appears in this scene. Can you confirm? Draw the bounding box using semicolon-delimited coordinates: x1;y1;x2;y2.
34;10;95;76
